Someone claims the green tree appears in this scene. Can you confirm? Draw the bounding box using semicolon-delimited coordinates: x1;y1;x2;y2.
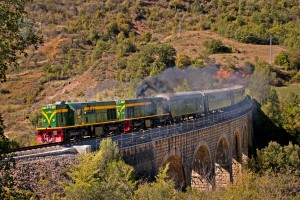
126;44;176;80
203;39;231;54
249;61;273;104
92;39;112;61
261;88;281;126
281;93;300;142
116;13;132;36
289;49;300;70
275;51;291;70
149;60;166;77
0;0;41;198
0;115;22;198
156;44;176;67
253;141;300;176
63;138;136;200
0;0;42;82
116;38;136;57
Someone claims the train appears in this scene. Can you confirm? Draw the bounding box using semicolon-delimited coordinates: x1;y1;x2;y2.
36;85;245;143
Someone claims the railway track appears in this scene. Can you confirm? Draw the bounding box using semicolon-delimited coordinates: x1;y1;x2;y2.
10;142;62;153
10;137;96;158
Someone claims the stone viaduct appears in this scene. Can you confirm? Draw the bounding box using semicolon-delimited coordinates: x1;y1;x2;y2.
12;100;252;194
119;101;252;190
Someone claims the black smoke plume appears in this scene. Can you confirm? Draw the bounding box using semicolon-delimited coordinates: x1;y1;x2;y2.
136;66;221;98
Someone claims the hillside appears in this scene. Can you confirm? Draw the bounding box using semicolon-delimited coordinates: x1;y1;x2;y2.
0;0;299;146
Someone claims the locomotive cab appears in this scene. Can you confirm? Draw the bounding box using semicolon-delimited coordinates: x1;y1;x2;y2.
36;102;69;143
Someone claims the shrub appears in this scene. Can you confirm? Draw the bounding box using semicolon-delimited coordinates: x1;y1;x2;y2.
106;21;119;37
116;38;136;57
275;51;291;69
193;59;205;68
203;39;232;54
292;71;300;82
92;39;112;60
140;32;152;44
252;141;300;176
176;54;192;69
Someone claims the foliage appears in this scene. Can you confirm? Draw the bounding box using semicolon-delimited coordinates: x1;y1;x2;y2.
140;32;152;44
292;71;300;82
203;39;231;54
0;0;42;82
251;141;300;176
92;39;112;61
43;63;69;80
0;115;23;198
275;51;291;70
175;54;192;69
203;0;300;48
249;61;273;104
206;171;300;200
280;93;300;142
116;13;133;36
193;59;205;68
288;49;300;71
63;138;136;200
126;44;176;80
0;0;41;198
134;164;181;200
169;0;187;11
156;44;177;67
116;38;136;57
261;88;281;126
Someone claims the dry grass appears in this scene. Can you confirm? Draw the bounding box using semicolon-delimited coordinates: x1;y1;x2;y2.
275;83;300;101
168;30;285;66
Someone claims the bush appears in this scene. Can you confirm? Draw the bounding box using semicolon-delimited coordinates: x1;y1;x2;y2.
140;32;152;44
126;44;176;80
193;59;205;68
203;39;232;54
92;39;111;60
292;71;300;82
116;38;136;57
251;141;300;176
275;51;291;69
176;54;192;69
106;21;119;37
